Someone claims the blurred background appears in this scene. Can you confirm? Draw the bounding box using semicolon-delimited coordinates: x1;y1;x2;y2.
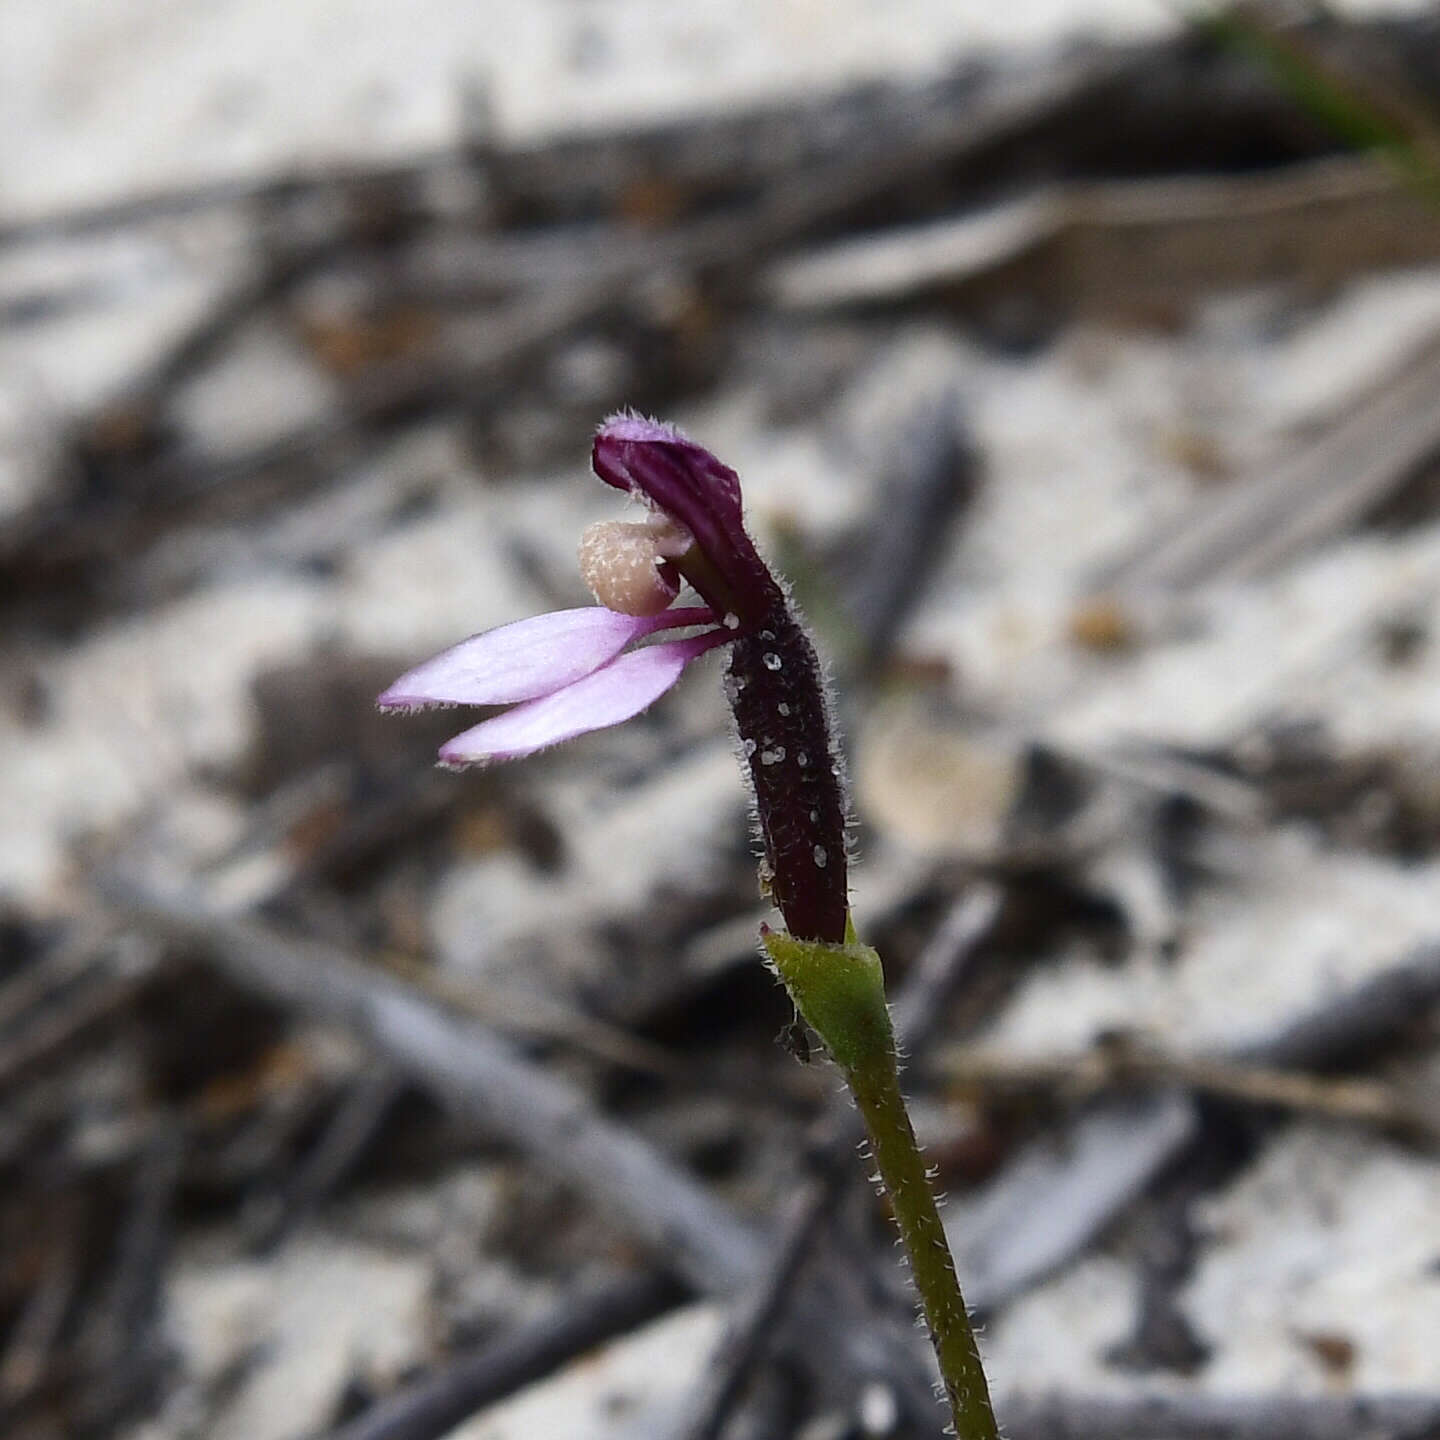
5;2;1440;1438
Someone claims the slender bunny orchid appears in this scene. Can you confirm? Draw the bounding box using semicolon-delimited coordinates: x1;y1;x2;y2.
379;415;997;1438
380;414;850;945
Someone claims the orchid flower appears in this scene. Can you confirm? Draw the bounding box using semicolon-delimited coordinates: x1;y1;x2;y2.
378;414;998;1438
379;413;850;945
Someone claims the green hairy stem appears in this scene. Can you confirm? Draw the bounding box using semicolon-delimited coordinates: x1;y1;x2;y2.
763;927;999;1440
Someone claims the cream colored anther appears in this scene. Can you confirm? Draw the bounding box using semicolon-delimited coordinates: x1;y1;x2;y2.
578;515;692;616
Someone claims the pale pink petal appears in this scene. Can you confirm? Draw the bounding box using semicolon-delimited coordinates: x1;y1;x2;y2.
438;632;722;765
378;606;709;711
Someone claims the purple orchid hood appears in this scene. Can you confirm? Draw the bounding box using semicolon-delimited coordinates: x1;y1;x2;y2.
379;414;850;943
591;416;783;628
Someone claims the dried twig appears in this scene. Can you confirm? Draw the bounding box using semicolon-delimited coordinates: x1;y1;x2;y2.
1099;325;1440;593
1230;939;1440;1070
0;46;1121;602
769;157;1440;316
0;955;156;1091
0;919;115;1030
671;1181;840;1440
891;886;1005;1055
942;1041;1433;1137
325;1272;685;1440
244;1066;409;1253
0;33;1131;250
0;149;468;249
846;395;981;681
998;1388;1440;1440
382;951;684;1078
109;886;765;1297
71;1128;184;1433
949;939;1440;1312
956;1090;1200;1314
110;884;1005;1440
0;1236;79;1405
92;1128;183;1360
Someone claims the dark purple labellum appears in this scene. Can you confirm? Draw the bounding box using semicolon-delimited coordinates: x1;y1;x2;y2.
727;604;848;945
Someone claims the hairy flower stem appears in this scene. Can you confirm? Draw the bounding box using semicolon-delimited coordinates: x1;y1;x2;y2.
764;930;998;1440
848;1049;999;1439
